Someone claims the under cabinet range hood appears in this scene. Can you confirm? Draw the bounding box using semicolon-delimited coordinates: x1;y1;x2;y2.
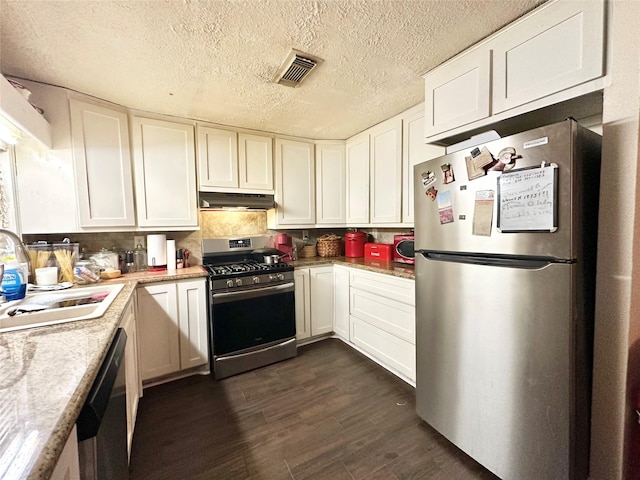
199;192;275;210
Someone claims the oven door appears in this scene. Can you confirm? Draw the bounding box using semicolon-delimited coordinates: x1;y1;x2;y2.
211;282;295;356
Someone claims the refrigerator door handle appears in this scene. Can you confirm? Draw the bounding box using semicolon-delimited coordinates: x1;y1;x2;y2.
418;250;571;269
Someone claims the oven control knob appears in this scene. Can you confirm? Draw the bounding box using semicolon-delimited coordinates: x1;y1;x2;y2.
235;278;243;286
277;273;284;281
253;276;260;284
269;274;277;281
226;279;234;288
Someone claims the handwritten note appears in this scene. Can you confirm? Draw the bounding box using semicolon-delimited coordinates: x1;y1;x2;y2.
497;165;557;232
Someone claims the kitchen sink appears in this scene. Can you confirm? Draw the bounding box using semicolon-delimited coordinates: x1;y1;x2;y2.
0;283;125;333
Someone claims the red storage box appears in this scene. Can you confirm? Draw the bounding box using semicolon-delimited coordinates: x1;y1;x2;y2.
364;243;393;261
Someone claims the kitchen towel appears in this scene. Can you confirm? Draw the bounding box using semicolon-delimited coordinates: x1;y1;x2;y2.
166;240;176;270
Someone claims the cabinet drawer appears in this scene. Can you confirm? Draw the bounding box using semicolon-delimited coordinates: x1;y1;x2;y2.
349;269;415;306
350;287;414;344
350;316;415;381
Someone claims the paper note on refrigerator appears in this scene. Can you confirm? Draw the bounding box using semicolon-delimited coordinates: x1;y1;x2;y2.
473;190;494;236
497;165;557;232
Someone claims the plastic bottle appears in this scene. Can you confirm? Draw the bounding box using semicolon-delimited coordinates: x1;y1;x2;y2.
0;229;31;301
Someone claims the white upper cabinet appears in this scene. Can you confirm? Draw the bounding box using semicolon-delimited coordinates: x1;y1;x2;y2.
402;106;445;224
197;125;238;189
345;133;370;224
197;127;273;192
270;138;315;226
423;0;607;141
369;117;402;224
491;0;606;113
238;133;273;191
131;117;198;228
69;98;136;227
424;47;491;138
315;142;346;224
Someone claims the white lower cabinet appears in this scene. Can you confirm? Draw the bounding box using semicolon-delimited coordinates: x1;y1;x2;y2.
348;268;416;383
333;265;350;340
310;266;334;336
294;266;334;340
350;317;415;381
50;425;80;480
119;295;141;459
137;279;207;382
294;269;311;340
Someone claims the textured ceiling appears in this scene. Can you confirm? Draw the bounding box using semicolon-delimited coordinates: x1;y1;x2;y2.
0;0;544;140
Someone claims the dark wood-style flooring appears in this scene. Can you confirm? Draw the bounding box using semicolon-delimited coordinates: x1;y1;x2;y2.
129;339;498;480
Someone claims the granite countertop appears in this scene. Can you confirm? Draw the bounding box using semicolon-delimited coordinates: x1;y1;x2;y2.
292;256;415;279
0;267;207;480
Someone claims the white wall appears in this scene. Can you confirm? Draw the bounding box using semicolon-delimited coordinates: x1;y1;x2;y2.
590;1;640;478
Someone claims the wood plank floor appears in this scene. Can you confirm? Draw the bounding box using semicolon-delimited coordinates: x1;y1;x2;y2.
129;339;499;480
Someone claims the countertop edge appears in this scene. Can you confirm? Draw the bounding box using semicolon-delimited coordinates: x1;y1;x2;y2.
291;257;415;279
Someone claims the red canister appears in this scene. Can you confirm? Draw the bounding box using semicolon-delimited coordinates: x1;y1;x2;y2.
345;231;366;258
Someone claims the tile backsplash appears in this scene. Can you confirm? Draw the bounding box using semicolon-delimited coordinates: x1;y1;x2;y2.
22;210;414;265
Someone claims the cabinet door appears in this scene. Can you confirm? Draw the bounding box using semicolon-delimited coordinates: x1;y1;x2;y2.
239;133;273;191
50;425;80;480
424;47;491;138
294;268;311;340
197;125;238;189
492;0;606;114
310;266;334;336
333;266;350;341
69;99;135;227
274;139;315;225
177;279;208;369
345;133;370;224
120;297;140;458
316;143;346;224
402;107;445;224
137;283;180;381
370;118;402;223
131;117;198;227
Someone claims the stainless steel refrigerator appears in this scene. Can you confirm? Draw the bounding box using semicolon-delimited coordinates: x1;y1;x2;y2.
414;119;600;480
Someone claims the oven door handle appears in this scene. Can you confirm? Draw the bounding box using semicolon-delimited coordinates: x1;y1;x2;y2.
212;282;295;303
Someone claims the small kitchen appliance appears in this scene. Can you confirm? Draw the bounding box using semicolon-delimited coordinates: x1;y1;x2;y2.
393;234;415;264
146;234;167;271
202;235;296;379
274;233;294;259
345;231;366;258
364;243;393;261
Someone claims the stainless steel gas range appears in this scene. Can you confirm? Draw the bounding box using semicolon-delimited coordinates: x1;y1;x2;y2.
202;236;296;379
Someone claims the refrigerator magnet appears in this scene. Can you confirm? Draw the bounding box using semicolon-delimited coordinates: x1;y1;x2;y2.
425;186;438;201
472;190;495;236
465;155;485;181
421;170;436;188
441;163;455;184
436;191;454;224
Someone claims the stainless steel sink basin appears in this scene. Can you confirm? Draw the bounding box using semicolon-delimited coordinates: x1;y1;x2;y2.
0;283;125;333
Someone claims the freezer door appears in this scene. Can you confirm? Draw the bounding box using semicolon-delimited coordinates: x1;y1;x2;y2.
415;254;590;480
413;119;601;259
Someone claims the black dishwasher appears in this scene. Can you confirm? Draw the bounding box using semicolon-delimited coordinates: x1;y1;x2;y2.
77;328;128;480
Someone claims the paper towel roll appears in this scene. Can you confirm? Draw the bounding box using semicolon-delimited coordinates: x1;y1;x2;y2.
147;234;167;269
166;240;176;270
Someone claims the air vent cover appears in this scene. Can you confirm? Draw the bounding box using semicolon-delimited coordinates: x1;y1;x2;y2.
273;49;323;88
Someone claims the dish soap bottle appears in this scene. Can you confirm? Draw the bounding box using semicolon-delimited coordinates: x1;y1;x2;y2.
0;229;31;301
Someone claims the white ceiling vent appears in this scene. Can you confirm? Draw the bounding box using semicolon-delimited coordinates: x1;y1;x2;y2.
273;49;323;88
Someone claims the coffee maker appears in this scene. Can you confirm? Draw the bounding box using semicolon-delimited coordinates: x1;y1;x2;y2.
274;233;294;259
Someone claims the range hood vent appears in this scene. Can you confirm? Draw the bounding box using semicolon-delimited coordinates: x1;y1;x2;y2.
273;49;323;88
199;192;275;210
